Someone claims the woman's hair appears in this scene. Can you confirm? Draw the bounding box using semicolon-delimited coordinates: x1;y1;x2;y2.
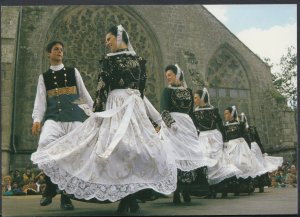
107;25;129;45
165;64;183;81
194;89;208;103
225;106;237;119
46;41;64;53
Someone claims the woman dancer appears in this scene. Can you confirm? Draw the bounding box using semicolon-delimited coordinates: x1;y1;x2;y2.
223;106;267;195
193;88;241;198
160;64;217;204
240;112;283;192
31;24;177;214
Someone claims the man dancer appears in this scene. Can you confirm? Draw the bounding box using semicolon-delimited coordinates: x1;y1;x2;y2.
32;41;93;210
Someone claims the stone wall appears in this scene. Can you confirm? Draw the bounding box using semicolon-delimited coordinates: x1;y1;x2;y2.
133;5;297;157
1;6;20;175
2;5;296;173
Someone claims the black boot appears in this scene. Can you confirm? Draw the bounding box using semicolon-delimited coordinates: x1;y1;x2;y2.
40;175;57;206
116;197;129;214
221;181;228;198
221;191;228;198
234;183;240;196
173;189;181;204
129;194;140;213
60;191;74;210
248;178;255;194
182;190;191;203
204;185;216;199
259;185;264;193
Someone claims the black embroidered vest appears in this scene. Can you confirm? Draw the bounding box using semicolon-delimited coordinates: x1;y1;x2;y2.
42;67;88;122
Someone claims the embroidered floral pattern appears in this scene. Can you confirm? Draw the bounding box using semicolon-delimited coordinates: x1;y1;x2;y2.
193;108;223;132
170;88;193;114
161;110;175;128
224;121;244;141
93;53;147;112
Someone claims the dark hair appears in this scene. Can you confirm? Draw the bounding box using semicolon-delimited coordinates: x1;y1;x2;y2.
107;25;129;45
46;41;64;53
225;106;237;119
165;64;183;81
194;89;208;103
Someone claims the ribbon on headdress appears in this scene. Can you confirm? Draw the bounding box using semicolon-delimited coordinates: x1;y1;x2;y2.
231;105;237;120
201;87;211;105
240;112;249;128
174;64;187;88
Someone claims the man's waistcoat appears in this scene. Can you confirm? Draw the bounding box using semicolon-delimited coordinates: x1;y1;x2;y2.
43;67;88;122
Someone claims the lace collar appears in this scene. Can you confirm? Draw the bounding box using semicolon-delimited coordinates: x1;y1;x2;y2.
224;119;240;126
106;48;136;57
50;63;65;71
195;105;214;111
167;84;186;90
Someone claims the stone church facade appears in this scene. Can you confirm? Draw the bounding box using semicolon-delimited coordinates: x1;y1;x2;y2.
1;5;297;175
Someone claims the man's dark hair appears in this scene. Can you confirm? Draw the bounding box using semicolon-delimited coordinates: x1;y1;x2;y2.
46;41;64;53
107;26;129;45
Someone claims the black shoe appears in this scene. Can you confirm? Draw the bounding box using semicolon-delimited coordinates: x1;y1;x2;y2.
40;196;52;206
116;198;129;214
61;203;74;210
182;192;191;203
60;194;74;210
173;191;181;204
44;176;58;198
221;192;228;198
129;199;140;213
259;186;264;193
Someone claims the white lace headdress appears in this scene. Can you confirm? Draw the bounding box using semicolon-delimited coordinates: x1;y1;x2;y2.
201;87;211;106
174;64;187;88
240;112;249;128
231;105;238;121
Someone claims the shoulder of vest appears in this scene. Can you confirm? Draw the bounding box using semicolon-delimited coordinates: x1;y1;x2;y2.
64;67;75;72
42;69;52;75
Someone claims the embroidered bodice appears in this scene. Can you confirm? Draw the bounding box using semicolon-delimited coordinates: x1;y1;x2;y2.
223;120;247;142
193;106;225;135
93;50;147;112
160;87;193;127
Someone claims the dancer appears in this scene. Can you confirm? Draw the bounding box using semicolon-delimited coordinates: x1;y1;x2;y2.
31;41;93;210
31;25;177;214
193;88;241;198
240;112;283;192
223;106;267;195
159;64;217;204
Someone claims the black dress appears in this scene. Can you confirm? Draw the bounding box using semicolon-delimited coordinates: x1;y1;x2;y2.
223;120;263;179
193;107;241;187
160;86;212;197
93;48;147;112
193;106;225;136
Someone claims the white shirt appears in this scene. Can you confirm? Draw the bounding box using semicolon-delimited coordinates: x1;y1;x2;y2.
32;64;94;123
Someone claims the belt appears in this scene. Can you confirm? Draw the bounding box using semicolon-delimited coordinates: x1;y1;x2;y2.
47;86;77;97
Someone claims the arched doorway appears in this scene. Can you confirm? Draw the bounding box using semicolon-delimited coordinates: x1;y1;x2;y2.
206;43;252;121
